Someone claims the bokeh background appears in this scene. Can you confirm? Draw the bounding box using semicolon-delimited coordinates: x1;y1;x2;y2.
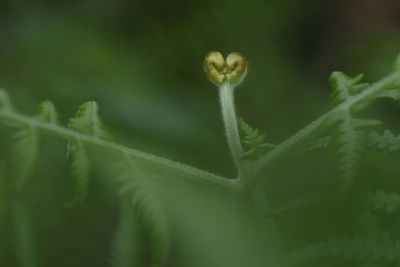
1;0;400;266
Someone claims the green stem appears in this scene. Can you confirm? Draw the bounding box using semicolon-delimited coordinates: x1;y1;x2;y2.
219;82;243;170
0;110;238;190
253;69;400;177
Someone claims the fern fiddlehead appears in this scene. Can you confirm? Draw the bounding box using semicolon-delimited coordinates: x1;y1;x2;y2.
204;51;248;175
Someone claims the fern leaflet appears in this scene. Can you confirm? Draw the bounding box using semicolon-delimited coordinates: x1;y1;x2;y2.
329;72;369;106
117;156;171;267
37;101;61;125
238;118;274;160
68;101;112;141
111;198;145;267
367;129;400;153
65;140;91;206
329;72;381;195
12;125;42;188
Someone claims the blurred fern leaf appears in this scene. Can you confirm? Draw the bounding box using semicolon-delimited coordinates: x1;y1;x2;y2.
68;101;112;140
37;101;61;125
367;129;400;153
65;140;91;206
111;198;144;267
12;125;42;188
118;158;170;267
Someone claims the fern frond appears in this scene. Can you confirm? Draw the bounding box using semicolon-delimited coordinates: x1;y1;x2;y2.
367;129;400;153
12;125;42;188
329;72;369;106
290;233;400;265
238;118;274;160
65;140;91;206
335;118;380;195
118;157;171;267
329;72;382;196
334;116;364;195
111;198;145;267
68;101;112;141
37;101;61;125
368;190;400;214
13;204;37;267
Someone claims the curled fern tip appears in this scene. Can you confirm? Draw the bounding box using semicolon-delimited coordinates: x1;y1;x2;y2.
204;51;248;87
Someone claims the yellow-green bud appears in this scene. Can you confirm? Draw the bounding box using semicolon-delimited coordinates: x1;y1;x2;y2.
204;51;248;87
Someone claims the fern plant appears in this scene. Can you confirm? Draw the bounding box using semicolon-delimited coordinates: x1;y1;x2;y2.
1;51;400;267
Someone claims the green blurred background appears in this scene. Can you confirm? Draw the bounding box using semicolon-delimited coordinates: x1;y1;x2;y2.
1;0;400;266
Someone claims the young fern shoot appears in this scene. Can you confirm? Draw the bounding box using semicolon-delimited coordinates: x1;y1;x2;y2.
203;51;248;178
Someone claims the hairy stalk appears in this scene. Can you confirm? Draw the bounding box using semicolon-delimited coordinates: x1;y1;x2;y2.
0;110;238;190
219;82;243;171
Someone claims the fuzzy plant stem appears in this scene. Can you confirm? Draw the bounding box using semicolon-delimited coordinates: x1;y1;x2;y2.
219;82;243;169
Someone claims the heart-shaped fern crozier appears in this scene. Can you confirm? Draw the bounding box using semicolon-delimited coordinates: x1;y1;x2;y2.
204;51;248;87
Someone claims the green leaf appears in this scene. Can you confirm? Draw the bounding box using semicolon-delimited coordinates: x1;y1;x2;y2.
65;140;91;206
238;118;274;160
12;125;42;188
36;101;61;125
329;72;381;196
68;101;112;140
118;159;170;267
111;198;145;267
329;72;369;106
